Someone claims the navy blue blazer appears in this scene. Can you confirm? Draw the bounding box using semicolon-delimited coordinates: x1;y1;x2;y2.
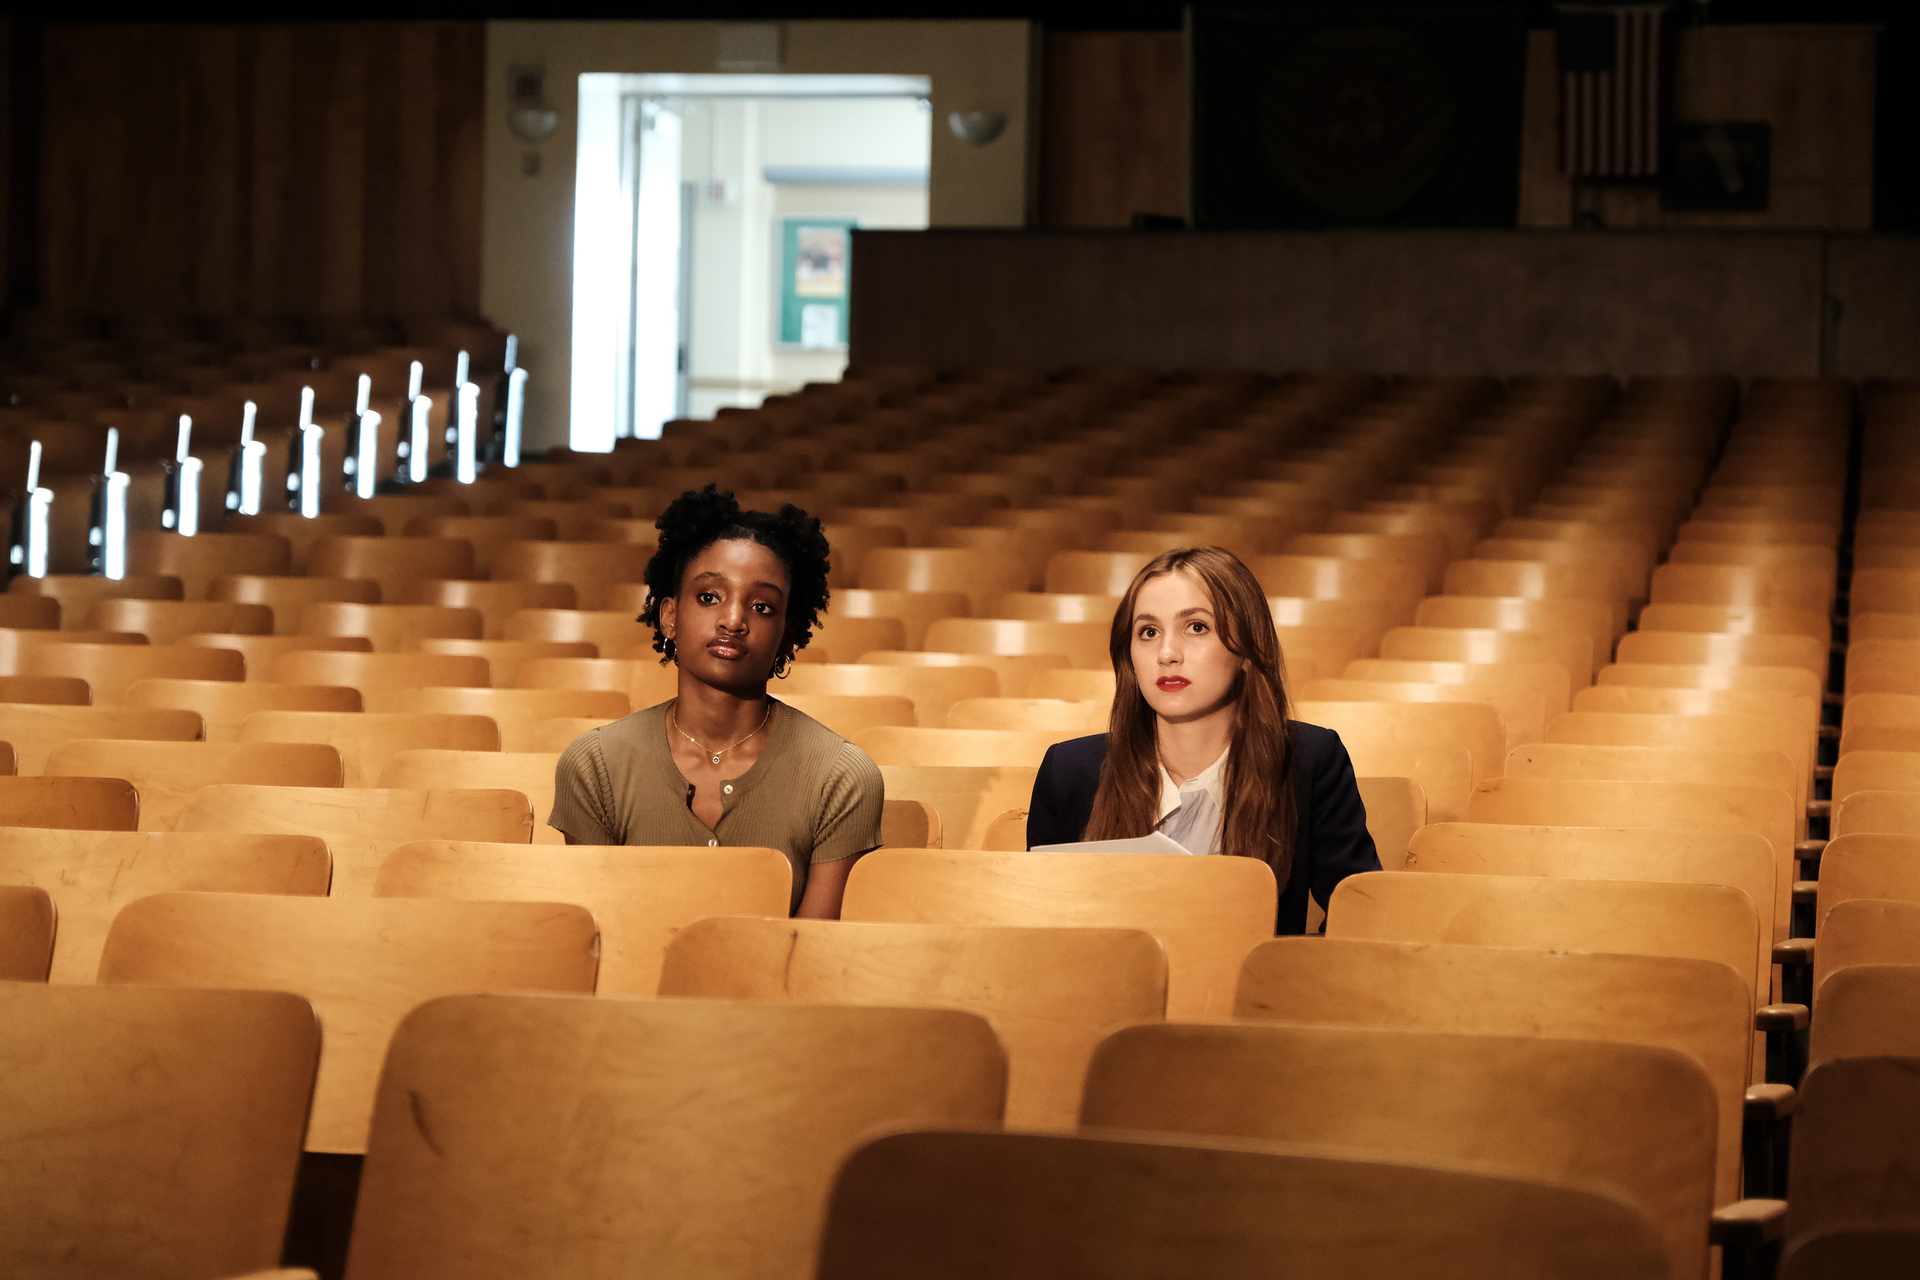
1024;720;1381;936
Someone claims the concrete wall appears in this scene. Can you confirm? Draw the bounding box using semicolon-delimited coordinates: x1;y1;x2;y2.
849;229;1920;379
483;19;1033;449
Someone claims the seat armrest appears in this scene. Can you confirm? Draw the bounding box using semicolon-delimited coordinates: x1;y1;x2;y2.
1807;799;1831;820
1795;839;1826;874
1792;881;1817;905
1773;938;1815;968
1755;1005;1809;1033
1741;1084;1798;1200
1773;938;1817;1032
1710;1198;1787;1247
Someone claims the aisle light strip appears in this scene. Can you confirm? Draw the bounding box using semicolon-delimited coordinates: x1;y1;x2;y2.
455;350;470;390
101;428;127;580
407;362;423;403
410;396;431;483
300;424;323;518
356;374;372;418
24;440;49;579
237;401;263;516
457;383;478;484
173;415;201;537
356;411;381;500
504;369;527;467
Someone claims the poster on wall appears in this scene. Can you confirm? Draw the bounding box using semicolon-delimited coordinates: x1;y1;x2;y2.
779;217;858;349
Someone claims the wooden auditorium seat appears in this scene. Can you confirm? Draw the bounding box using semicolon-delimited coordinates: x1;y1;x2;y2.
297;602;483;653
305;535;474;601
806;615;909;664
853;726;1069;769
404;515;558;576
816;1129;1667;1280
0;983;318;1276
662;916;1165;1129
0;704;202;775
238;711;497;788
826;588;971;650
98;893;599;1153
0;774;139;831
0;828;331;981
860;548;1027;613
126;531;292;599
1081;1022;1715;1280
342;999;1005;1274
24;642;244;706
1785;1057;1920;1254
1379;626;1592;690
0;884;55;979
226;513;383;574
394;686;628;752
175;784;533;897
10;574;184;631
773;693;916;736
270;650;489;713
514;656;679;709
405;579;576;639
44;739;343;830
842;847;1274;1018
1234;938;1755;1205
375;750;560;843
207;575;382;634
122;677;360;742
87;599;274;645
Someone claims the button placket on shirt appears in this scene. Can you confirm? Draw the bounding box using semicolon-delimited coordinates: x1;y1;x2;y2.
707;772;749;848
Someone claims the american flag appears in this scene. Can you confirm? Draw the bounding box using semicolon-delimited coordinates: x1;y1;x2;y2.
1557;3;1672;178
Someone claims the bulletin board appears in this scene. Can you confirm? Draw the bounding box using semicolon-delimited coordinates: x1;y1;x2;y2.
778;217;858;349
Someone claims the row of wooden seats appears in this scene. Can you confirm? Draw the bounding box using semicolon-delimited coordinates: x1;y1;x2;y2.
8;842;1916;1275
0;979;1783;1280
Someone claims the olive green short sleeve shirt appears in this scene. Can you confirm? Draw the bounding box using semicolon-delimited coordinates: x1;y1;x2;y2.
549;698;885;913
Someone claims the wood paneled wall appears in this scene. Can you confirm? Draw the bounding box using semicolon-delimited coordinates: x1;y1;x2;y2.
1042;31;1186;228
850;228;1920;379
1518;25;1878;230
37;22;485;320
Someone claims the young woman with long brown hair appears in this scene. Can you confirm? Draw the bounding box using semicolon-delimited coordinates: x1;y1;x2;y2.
1024;545;1379;934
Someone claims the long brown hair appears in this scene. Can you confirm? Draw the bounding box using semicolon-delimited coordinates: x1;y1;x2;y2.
1084;546;1297;880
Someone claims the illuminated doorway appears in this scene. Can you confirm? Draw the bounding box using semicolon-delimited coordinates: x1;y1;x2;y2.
571;73;931;448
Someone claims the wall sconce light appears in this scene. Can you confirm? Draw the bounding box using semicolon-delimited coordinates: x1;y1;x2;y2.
508;65;561;144
509;105;560;144
948;110;1007;146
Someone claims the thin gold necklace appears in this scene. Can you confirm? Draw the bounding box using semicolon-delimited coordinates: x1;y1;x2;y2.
672;701;773;766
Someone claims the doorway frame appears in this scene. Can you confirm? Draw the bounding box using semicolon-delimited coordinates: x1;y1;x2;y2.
482;19;1038;451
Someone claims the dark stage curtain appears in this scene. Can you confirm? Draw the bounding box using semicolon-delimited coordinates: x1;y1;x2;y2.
1191;1;1528;228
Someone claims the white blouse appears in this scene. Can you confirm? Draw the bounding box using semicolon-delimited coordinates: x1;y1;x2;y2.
1155;747;1229;856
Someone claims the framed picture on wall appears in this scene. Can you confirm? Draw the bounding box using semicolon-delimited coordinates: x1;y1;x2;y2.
778;217;858;349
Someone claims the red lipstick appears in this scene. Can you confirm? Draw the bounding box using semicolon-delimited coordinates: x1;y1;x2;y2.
1156;676;1190;691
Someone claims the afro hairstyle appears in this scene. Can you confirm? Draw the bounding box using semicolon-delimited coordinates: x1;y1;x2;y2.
639;484;832;666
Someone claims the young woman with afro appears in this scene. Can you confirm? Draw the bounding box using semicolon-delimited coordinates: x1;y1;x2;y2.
549;485;884;918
